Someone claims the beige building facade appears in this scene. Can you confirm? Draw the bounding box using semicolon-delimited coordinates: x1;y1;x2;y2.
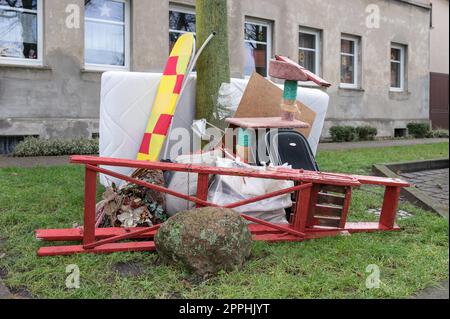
429;0;449;129
0;0;433;153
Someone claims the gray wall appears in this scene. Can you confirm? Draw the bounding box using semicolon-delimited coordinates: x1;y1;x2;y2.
0;0;431;140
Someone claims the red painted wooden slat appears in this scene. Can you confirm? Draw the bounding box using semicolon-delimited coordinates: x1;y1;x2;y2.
37;242;156;256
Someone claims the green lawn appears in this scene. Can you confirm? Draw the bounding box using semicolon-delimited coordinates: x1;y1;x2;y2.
0;142;448;299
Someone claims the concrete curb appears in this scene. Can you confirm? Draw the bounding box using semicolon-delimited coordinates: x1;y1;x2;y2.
411;280;450;299
0;279;12;299
373;159;449;219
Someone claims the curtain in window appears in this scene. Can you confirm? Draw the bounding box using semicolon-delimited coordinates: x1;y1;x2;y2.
85;0;125;66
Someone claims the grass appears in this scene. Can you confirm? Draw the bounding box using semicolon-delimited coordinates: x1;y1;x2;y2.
0;143;448;299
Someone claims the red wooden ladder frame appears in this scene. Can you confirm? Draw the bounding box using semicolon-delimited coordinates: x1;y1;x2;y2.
36;156;410;256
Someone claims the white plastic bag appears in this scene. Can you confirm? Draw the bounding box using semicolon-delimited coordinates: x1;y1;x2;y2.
165;151;220;216
207;158;293;223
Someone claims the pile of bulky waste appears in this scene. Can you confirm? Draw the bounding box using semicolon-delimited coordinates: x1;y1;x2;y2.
96;169;169;228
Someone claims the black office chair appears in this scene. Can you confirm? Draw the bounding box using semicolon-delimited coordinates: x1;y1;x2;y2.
265;130;319;171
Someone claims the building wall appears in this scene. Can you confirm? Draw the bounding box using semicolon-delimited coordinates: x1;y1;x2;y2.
0;0;431;142
429;0;449;129
430;0;449;74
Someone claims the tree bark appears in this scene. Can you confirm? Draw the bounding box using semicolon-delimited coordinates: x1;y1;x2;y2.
195;0;231;125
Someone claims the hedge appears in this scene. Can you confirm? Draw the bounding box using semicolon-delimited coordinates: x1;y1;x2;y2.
13;137;99;157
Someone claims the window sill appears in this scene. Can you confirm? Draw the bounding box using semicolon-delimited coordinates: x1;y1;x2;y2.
0;62;51;71
82;66;130;73
389;90;411;100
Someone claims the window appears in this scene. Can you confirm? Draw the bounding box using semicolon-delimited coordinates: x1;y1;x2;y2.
0;0;43;65
169;5;196;52
85;0;130;70
390;44;405;91
299;28;321;75
340;35;360;88
244;18;272;77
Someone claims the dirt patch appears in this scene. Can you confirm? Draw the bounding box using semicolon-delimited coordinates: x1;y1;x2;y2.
112;261;146;277
0;266;7;279
9;286;33;299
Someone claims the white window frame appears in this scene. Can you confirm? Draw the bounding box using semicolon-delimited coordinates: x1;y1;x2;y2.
298;27;321;76
0;0;44;66
244;17;272;78
169;4;196;38
390;44;405;92
340;35;359;89
84;0;131;72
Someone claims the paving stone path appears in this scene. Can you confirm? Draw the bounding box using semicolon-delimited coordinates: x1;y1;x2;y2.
400;168;449;208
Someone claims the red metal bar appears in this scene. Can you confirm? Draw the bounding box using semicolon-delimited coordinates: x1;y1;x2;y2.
83;166;97;245
83;224;161;250
196;173;209;208
224;183;312;209
379;186;401;229
292;183;313;232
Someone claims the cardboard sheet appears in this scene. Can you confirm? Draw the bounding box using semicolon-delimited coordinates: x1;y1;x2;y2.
234;73;317;137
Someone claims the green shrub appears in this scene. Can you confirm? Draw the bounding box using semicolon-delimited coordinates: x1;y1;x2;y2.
426;129;449;138
13;137;99;157
329;126;358;142
356;126;378;141
407;123;430;138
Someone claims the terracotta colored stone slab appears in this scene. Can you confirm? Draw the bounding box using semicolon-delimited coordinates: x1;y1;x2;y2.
226;117;310;129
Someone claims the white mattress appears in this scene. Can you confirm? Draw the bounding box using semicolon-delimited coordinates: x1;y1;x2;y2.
99;71;329;187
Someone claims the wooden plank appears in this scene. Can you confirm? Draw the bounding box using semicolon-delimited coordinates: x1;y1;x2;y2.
317;192;345;206
37;241;156;257
379;186;401;229
339;188;352;228
314;204;343;217
36;227;157;242
83;224;161;249
83;166;97;245
344;222;401;232
196;173;209;208
72;155;361;186
292;183;312;232
353;175;410;187
225;117;309;129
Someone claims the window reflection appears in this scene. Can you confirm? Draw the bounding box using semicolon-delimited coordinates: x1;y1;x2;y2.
0;0;39;60
244;21;270;77
169;8;196;52
85;0;127;67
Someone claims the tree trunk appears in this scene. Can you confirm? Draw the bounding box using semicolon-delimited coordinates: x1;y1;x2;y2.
195;0;231;125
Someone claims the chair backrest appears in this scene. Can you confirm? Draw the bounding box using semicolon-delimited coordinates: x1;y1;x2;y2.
265;130;319;171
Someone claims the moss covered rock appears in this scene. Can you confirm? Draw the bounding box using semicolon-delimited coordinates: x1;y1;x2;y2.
155;207;252;276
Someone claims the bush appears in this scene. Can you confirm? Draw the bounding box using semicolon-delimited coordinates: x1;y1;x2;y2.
356;126;378;141
13;137;99;157
329;126;358;142
426;129;449;138
407;123;430;138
